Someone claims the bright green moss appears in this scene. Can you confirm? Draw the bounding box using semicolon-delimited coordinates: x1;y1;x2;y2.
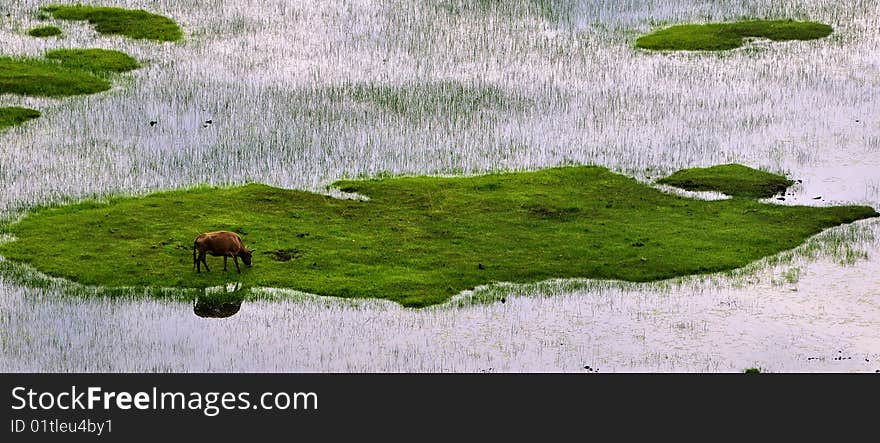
1;166;875;307
0;107;41;130
41;5;183;42
636;20;833;51
657;164;794;199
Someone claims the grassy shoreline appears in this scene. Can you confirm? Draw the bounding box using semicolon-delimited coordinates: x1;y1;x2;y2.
1;165;875;307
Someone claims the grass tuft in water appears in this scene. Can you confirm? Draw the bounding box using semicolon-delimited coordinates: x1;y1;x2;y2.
41;5;182;42
0;57;110;97
657;164;794;199
636;19;833;51
27;26;62;37
0;107;41;130
45;48;140;74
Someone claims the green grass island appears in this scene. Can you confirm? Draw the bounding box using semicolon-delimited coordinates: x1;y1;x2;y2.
1;165;875;307
636;19;833;51
657;164;794;199
0;57;111;97
45;48;140;74
41;5;182;42
27;25;63;37
1;5;164;130
0;49;142;128
0;107;42;130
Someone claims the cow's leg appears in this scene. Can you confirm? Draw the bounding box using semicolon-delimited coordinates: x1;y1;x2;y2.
200;252;210;272
223;256;228;272
233;255;241;273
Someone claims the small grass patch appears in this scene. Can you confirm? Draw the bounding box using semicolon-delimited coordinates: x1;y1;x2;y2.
636;19;833;51
657;164;794;199
1;166;875;307
0;57;110;97
41;5;182;42
45;48;140;74
333;81;522;120
0;107;41;130
27;25;62;37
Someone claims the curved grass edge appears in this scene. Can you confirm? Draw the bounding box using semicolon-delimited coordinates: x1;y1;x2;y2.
27;25;63;37
0;107;41;130
0;167;878;306
1;218;876;310
45;48;141;74
453;218;878;307
635;19;834;51
657;164;794;199
0;57;112;97
40;5;183;42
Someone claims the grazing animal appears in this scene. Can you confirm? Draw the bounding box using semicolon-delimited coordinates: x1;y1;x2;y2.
193;231;253;273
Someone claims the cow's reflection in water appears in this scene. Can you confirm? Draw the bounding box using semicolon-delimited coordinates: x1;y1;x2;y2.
194;291;245;319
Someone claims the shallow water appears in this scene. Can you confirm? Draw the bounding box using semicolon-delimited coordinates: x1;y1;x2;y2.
1;0;878;371
2;227;877;372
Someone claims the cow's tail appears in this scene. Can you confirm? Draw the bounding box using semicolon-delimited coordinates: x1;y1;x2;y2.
192;241;198;270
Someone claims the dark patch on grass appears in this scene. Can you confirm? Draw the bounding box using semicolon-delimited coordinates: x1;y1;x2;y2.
525;204;580;220
268;248;302;262
636;19;833;51
27;25;62;37
0;107;41;130
45;48;140;74
0;166;876;307
0;57;110;97
657;164;794;199
743;367;762;373
41;5;182;42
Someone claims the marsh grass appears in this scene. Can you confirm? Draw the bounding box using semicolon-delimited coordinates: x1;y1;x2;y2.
332;81;527;121
1;166;875;307
636;19;833;51
0;107;41;130
41;5;182;42
436;0;578;22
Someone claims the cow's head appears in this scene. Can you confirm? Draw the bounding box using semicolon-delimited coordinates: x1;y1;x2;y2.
240;249;253;267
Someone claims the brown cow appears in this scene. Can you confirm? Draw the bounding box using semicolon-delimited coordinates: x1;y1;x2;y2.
193;231;253;273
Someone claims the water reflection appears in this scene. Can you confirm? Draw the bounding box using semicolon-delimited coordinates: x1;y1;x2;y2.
193;285;247;319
